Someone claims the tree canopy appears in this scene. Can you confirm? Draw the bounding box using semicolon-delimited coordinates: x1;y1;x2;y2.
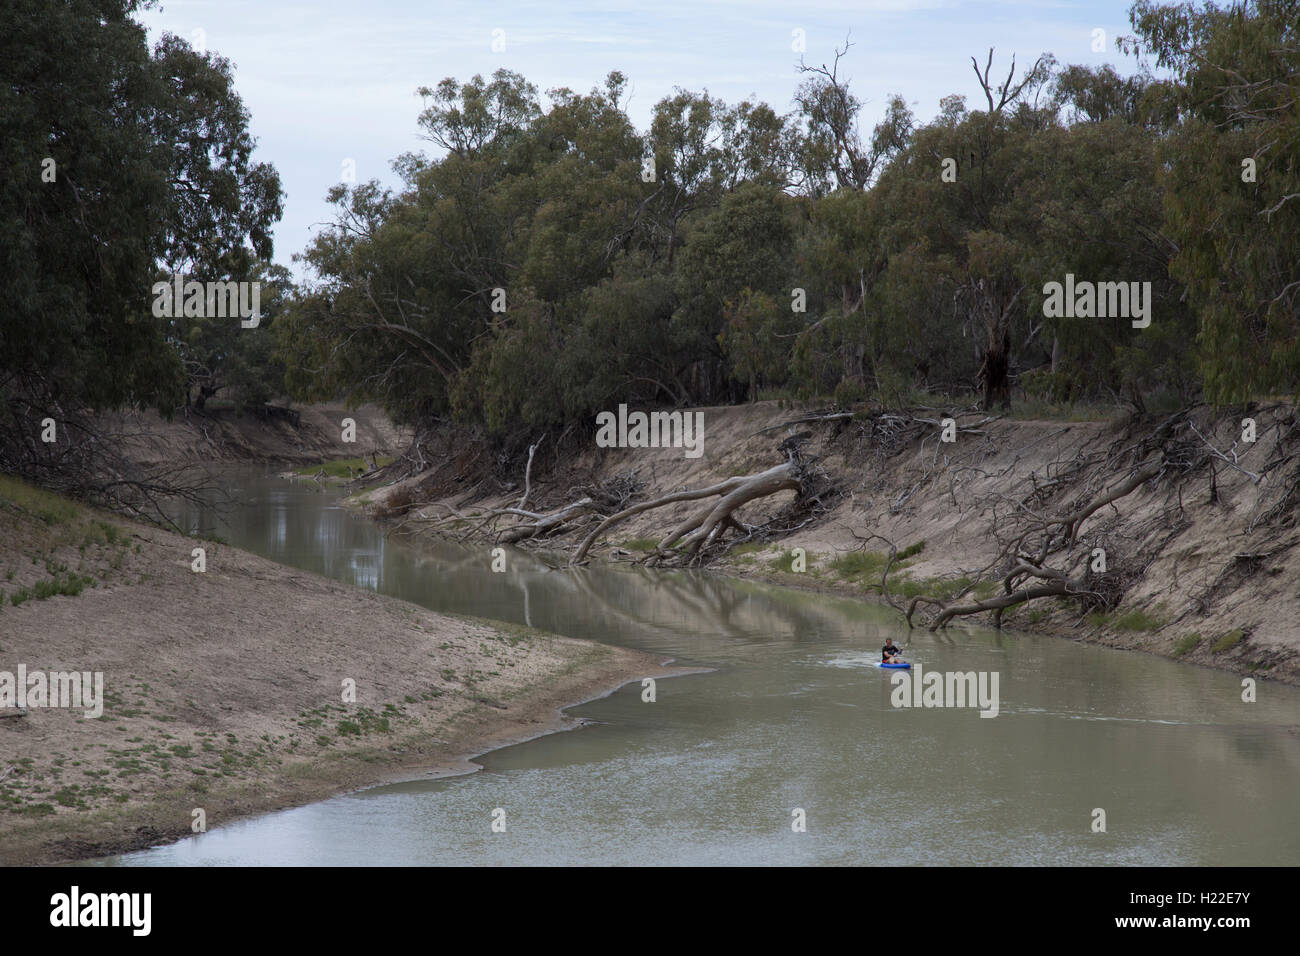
6;0;1294;465
0;0;283;415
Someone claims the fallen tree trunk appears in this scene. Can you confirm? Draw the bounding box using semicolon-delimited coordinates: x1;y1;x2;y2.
572;462;802;566
650;463;801;564
499;497;597;544
928;579;1077;630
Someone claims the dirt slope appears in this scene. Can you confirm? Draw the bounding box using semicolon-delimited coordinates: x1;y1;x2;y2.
376;401;1300;685
0;477;671;865
100;402;409;467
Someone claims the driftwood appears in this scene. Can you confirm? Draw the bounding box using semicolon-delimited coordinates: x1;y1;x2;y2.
573;461;803;566
397;429;823;566
499;497;597;544
513;435;546;511
847;532;904;610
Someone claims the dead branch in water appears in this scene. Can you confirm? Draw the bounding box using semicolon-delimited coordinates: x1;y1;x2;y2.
846;531;904;610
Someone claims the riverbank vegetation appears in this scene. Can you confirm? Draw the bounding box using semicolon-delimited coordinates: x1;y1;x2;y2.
5;3;1298;501
2;2;1298;667
276;0;1298;436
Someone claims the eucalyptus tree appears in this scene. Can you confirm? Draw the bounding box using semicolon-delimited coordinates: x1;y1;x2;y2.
1125;0;1300;403
1;0;282;508
1;0;281;416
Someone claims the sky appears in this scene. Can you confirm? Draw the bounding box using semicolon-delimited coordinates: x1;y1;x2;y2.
136;0;1144;280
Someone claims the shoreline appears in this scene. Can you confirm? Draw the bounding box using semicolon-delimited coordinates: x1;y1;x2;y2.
680;536;1299;687
361;400;1299;688
371;506;1297;687
706;555;1288;682
353;659;712;793
76;657;702;866
0;478;687;866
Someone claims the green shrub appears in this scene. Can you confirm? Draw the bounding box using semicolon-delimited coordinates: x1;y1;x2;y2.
1114;609;1163;631
1211;628;1245;653
898;540;926;560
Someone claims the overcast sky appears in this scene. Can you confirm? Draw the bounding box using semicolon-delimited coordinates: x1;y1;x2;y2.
137;0;1142;279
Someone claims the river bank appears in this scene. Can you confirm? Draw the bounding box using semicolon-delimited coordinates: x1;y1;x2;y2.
0;475;674;865
99;401;410;468
360;400;1300;687
84;467;1300;868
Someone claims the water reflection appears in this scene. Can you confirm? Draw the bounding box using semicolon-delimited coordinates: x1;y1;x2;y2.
114;464;1300;867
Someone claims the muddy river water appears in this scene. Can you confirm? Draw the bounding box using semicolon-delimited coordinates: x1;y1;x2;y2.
99;466;1300;865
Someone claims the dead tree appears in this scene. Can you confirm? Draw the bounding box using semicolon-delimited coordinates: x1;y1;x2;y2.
572;461;803;566
904;454;1168;630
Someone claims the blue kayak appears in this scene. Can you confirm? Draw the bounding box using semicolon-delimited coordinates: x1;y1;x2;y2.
879;661;912;669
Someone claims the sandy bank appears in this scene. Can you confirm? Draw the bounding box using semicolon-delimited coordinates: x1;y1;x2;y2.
0;480;674;865
100;401;410;467
371;401;1300;686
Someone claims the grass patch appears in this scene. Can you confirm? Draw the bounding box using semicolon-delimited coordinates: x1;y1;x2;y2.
53;786;85;808
894;574;997;601
295;456;395;479
1211;628;1245;653
621;537;658;552
1172;633;1202;657
769;549;815;573
80;519;123;548
828;550;891;579
897;540;926;560
336;708;392;738
1113;609;1164;631
0;474;81;525
10;572;95;606
829;544;926;583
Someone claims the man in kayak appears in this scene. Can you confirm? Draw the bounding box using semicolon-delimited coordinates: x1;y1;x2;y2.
882;637;903;663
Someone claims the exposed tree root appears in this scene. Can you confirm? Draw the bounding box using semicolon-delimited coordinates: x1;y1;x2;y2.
891;406;1300;631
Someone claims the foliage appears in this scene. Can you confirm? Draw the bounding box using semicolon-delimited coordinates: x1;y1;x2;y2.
0;0;283;414
8;1;1294;467
1126;0;1300;403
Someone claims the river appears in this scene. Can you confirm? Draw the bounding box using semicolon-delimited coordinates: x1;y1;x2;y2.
96;466;1300;865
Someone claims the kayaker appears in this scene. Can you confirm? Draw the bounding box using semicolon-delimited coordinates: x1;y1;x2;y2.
881;637;902;663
